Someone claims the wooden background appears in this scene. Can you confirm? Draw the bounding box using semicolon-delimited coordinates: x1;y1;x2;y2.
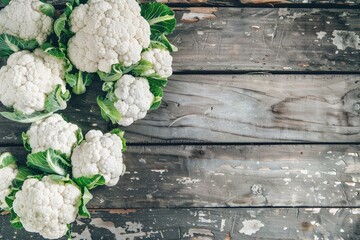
0;0;360;239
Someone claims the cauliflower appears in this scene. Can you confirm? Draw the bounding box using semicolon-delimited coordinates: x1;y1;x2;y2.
0;49;66;115
68;0;151;73
141;48;173;78
71;130;125;186
12;176;82;239
113;74;154;126
0;153;18;210
25;114;81;157
0;0;53;45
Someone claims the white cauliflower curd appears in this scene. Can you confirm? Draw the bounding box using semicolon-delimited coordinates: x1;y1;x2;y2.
142;48;173;78
113;74;154;126
25;114;81;157
0;153;17;210
0;49;66;115
68;0;151;73
0;0;53;44
12;176;82;239
71;130;125;186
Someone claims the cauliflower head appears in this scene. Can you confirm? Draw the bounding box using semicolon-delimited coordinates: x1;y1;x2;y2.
26;114;81;157
0;49;66;115
142;48;173;78
113;74;154;126
72;130;125;186
0;153;17;210
68;0;151;73
12;176;81;239
0;0;53;44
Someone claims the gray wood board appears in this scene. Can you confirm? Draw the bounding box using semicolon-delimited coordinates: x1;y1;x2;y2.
171;8;360;72
2;144;359;208
2;0;360;8
2;74;360;145
0;8;359;73
1;208;359;239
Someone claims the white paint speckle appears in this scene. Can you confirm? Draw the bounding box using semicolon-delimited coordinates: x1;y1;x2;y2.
340;229;345;233
151;169;168;174
316;31;326;39
329;208;339;215
176;177;201;184
332;30;360;50
239;220;264;236
305;208;321;214
351;209;360;214
348;153;359;157
220;219;226;232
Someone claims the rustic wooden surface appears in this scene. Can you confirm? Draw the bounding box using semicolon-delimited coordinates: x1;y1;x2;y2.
172;8;360;72
2;0;360;8
1;208;359;240
1;145;359;208
0;1;360;240
2;74;360;145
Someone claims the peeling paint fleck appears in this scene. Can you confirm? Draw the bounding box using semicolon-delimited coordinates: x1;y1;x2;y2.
181;8;218;23
332;30;360;50
316;31;326;40
239;220;264;236
176;177;201;184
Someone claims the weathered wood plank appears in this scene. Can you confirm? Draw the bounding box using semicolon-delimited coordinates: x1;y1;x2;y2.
0;8;359;72
6;0;359;7
1;208;359;239
2;144;359;208
171;8;360;72
124;74;360;143
1;74;360;145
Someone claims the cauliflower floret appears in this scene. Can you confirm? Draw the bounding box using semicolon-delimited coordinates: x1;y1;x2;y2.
0;163;17;210
0;49;66;115
26;114;80;157
0;0;53;44
112;75;154;126
12;176;81;239
68;0;151;73
142;48;173;78
71;130;125;186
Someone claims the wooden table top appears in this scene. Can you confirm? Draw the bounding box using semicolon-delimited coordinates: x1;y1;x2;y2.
0;1;359;239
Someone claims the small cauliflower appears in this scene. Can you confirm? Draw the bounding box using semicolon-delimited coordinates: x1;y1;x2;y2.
24;114;82;157
0;0;53;45
113;75;154;126
12;176;82;239
141;48;173;78
72;130;125;186
0;153;17;210
68;0;151;73
0;49;66;116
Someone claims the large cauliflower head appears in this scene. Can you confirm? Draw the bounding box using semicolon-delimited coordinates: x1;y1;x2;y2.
26;114;81;157
12;176;81;239
0;0;53;44
68;0;151;73
113;74;154;126
0;49;66;115
72;130;125;186
142;48;173;78
0;153;17;210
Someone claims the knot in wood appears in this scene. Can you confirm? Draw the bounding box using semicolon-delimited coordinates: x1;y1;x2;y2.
343;88;360;115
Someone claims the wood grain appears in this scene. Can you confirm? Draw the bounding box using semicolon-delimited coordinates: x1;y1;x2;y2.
2;74;359;144
2;144;359;208
4;0;358;7
171;8;360;72
1;208;359;239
